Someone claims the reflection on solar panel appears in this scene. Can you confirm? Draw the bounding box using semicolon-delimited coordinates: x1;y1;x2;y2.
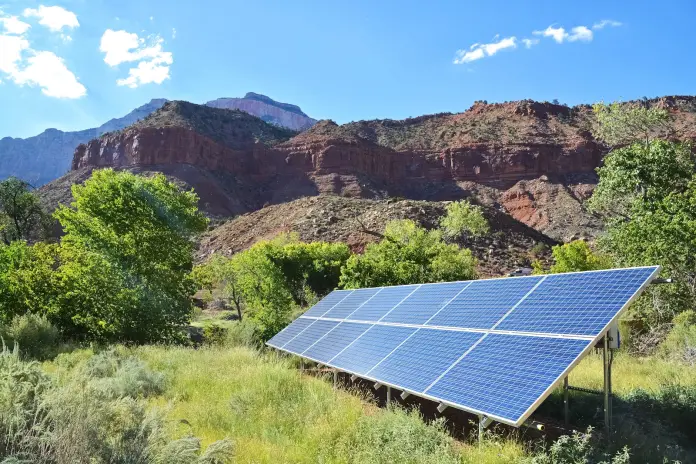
268;266;659;426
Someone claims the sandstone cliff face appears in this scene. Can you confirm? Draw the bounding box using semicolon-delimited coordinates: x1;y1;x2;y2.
61;96;696;242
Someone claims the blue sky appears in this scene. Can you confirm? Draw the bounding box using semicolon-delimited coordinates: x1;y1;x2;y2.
1;0;695;138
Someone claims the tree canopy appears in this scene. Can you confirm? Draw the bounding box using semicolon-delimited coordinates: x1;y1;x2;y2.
339;219;477;289
0;177;47;244
439;200;490;241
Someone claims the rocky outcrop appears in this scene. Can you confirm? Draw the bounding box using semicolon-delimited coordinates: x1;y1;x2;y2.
206;92;317;131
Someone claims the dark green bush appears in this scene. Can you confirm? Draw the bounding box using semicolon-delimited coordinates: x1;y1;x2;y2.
2;314;60;361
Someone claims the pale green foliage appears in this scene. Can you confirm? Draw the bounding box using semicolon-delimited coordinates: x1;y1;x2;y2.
588;140;694;216
660;310;696;364
0;347;233;463
439;200;490;240
524;427;629;464
1;313;60;360
592;101;670;147
53;169;209;343
339;219;477;288
533;240;612;274
0;177;48;244
192;254;244;320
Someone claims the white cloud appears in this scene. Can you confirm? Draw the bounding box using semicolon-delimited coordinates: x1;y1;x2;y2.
100;28;173;88
534;25;567;43
0;10;85;98
23;5;78;32
522;38;539;49
454;19;621;65
453;36;516;64
12;51;86;98
568;26;593;42
534;24;594;43
0;15;31;35
593;19;622;30
0;34;29;74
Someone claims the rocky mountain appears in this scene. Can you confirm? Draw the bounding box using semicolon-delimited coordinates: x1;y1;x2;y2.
1;93;315;186
41;96;696;248
206;92;317;131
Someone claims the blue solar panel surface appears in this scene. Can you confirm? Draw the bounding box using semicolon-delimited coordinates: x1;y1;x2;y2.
427;277;542;329
330;325;417;375
381;282;466;325
347;285;418;322
267;266;659;425
496;268;656;335
367;328;484;393
303;322;371;363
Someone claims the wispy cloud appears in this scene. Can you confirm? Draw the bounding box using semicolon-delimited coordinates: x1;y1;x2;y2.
0;8;85;98
454;20;621;65
453;36;517;64
593;19;622;30
100;29;173;88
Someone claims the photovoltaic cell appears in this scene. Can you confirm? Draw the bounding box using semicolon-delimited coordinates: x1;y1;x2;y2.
331;325;417;375
381;282;467;325
322;288;381;319
302;322;371;363
367;328;484;393
348;285;419;322
497;267;658;336
302;290;353;317
425;334;590;422
267;317;314;348
283;319;339;354
427;276;543;329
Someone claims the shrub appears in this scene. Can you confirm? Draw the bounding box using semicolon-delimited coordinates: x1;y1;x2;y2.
224;320;261;348
340;220;477;288
2;313;60;361
203;323;229;346
439;200;490;240
660;310;696;364
524;427;629;464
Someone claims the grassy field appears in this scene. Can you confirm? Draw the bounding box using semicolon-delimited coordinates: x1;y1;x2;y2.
37;335;694;463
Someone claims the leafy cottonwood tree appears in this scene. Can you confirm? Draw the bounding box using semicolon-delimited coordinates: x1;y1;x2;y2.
439;200;490;241
589;101;696;333
339;219;477;289
192;254;245;320
0;177;48;244
532;240;612;275
53;169;208;342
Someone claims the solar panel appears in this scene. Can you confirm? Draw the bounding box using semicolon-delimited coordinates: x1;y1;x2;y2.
381;282;467;325
269;266;659;426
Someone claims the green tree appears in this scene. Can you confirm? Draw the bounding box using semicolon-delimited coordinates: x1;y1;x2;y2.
192;254;244;320
533;240;612;275
588;140;694;216
339;220;477;289
0;241;58;324
0;177;48;244
592;101;670;147
53;169;208;343
439;200;490;241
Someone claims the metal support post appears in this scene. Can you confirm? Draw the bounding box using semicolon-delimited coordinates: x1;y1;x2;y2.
333;369;338;389
478;415;484;447
563;376;569;427
300;359;304;374
603;334;611;435
386;386;391;406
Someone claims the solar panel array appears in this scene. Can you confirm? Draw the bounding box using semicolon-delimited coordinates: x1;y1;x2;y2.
267;266;659;426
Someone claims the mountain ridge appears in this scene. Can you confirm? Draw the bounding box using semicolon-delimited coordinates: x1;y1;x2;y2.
0;93;316;186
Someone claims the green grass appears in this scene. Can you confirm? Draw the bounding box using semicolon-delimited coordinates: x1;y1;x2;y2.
133;345;527;463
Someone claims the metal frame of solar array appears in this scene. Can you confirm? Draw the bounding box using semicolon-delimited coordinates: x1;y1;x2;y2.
267;266;660;427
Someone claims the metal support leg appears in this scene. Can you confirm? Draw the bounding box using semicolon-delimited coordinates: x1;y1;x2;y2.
563;376;569;427
386;386;391;406
300;359;304;374
603;334;611;436
333;369;338;389
478;415;483;447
